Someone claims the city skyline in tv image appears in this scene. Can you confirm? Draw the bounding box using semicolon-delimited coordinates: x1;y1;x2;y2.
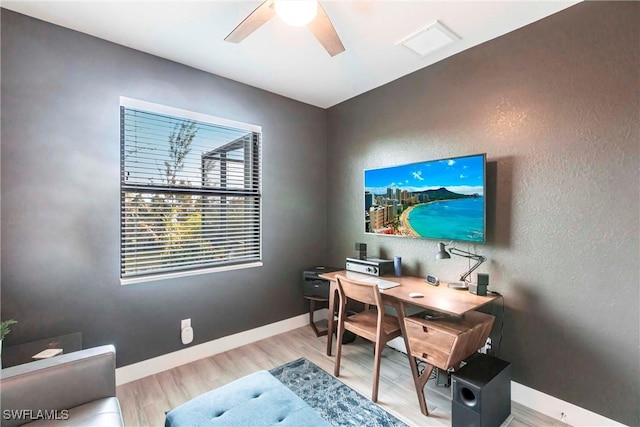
364;154;485;243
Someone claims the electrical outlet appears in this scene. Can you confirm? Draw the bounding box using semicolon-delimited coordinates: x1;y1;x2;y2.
181;318;193;345
479;337;492;354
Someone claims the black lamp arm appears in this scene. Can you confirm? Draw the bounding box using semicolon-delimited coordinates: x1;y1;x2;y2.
448;247;486;283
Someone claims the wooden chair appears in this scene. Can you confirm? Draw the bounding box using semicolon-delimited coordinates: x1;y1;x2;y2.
333;274;402;402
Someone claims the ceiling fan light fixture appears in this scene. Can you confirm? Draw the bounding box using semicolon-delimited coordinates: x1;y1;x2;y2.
274;0;318;27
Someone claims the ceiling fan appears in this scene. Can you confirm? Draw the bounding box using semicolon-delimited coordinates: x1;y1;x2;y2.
224;0;345;57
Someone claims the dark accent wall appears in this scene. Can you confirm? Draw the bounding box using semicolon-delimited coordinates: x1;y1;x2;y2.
1;10;327;367
326;2;638;425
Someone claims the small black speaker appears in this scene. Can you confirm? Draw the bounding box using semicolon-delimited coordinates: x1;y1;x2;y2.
477;273;489;287
354;242;367;260
470;273;489;296
451;354;511;427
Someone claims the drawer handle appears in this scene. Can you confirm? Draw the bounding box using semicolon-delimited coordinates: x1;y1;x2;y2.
422;352;429;359
422;326;428;333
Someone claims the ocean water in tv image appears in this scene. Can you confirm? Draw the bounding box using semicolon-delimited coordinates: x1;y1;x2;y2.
364;153;486;241
408;198;484;242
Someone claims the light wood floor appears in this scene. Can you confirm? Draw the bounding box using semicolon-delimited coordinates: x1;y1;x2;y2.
116;325;569;427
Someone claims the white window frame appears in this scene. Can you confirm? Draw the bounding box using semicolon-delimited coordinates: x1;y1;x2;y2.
119;97;262;285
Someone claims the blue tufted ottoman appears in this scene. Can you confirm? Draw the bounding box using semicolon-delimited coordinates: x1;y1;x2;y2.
164;370;332;427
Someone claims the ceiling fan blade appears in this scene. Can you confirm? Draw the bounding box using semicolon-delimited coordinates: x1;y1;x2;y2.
225;0;275;44
308;3;345;57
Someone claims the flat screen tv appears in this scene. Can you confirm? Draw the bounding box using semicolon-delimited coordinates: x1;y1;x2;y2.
364;153;486;243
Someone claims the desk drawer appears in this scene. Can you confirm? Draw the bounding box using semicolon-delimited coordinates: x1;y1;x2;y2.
405;318;455;369
303;279;330;299
404;311;495;370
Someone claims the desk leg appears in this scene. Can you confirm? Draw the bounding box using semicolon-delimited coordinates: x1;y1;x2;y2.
326;281;337;356
412;360;434;416
391;299;432;416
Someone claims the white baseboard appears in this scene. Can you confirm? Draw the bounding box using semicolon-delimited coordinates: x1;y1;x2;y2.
116;309;327;385
387;339;623;426
116;309;624;427
511;382;626;427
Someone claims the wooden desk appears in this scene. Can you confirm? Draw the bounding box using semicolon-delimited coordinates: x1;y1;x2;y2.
319;270;497;416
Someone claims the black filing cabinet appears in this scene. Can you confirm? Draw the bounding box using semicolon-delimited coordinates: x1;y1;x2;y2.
303;266;340;298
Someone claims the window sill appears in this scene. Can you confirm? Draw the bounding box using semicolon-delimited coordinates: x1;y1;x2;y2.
120;262;263;286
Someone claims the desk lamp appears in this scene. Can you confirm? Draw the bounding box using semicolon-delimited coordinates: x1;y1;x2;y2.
435;242;486;290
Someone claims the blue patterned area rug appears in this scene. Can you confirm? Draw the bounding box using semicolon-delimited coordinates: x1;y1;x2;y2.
269;358;408;427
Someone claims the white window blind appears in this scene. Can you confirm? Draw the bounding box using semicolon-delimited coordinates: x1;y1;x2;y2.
120;99;261;281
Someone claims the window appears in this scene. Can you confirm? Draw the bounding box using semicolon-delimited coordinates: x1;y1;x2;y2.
120;98;261;283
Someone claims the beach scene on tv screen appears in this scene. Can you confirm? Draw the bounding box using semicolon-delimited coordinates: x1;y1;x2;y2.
364;155;485;242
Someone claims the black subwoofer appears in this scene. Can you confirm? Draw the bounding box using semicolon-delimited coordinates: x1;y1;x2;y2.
451;354;511;427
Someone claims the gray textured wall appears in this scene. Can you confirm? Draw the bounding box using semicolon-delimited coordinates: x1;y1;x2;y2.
2;2;639;425
1;10;327;367
326;2;638;425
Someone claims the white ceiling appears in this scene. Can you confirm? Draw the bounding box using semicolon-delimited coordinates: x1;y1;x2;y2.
2;1;579;108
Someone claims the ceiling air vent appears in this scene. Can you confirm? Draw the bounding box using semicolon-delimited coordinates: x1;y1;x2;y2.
398;21;460;57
